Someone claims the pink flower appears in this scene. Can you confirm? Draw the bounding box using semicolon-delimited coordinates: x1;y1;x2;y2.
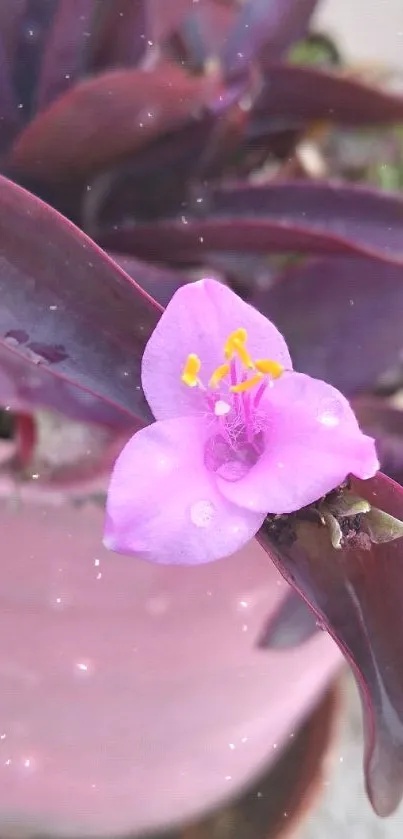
104;279;379;564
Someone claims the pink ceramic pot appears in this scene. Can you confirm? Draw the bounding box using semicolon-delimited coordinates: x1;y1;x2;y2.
0;491;342;836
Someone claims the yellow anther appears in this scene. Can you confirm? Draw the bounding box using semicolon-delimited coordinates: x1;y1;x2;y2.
254;359;284;379
209;362;230;388
224;328;248;360
224;328;255;369
181;353;201;387
230;373;264;393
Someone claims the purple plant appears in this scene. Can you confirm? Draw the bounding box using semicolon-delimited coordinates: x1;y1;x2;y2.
1;0;403;826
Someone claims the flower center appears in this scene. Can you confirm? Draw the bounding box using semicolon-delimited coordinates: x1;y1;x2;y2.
181;328;284;482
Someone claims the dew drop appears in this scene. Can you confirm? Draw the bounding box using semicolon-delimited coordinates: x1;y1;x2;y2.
190;500;216;528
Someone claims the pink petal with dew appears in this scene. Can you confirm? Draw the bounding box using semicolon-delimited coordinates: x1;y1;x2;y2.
217;372;379;514
142;279;292;421
105;416;265;564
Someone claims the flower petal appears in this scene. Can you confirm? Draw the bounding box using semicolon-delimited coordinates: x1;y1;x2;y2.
104;416;265;564
142;279;292;420
217;372;379;514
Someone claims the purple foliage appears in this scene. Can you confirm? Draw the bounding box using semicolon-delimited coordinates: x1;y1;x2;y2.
1;0;403;818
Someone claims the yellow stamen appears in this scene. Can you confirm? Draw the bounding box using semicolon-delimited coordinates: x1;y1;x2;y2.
224;328;255;369
209;362;230;388
224;328;248;360
230;373;264;393
254;359;284;379
181;353;201;387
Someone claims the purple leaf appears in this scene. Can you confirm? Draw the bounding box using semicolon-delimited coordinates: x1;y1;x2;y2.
253;256;403;397
109;253;191;307
0;32;20;153
147;0;209;45
35;0;97;112
172;0;236;72
253;62;403;127
258;471;403;816
353;397;403;486
9;64;221;183
257;590;319;649
86;0;147;71
222;0;320;78
99;181;403;267
0;174;162;425
12;0;62;119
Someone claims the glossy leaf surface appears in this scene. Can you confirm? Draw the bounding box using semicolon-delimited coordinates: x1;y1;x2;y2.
100;181;403;266
9;64;221;182
253;256;403;396
0;175;163;424
253;62;403;126
259;471;403;817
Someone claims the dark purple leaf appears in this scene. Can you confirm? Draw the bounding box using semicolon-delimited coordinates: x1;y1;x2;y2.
11;0;57;119
35;0;97;112
110;253;190;307
172;0;235;72
253;256;403;397
257;590;319;649
252;62;403;128
148;0;208;45
0;344;134;427
86;0;147;71
9;64;221;182
353;397;403;486
0;174;163;425
258;471;403;816
221;0;319;78
99;181;403;267
0;32;20;153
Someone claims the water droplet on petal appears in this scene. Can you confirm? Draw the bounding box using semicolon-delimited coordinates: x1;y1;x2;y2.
319;410;340;427
190;500;216;528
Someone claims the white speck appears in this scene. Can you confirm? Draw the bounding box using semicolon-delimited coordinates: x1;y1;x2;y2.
77;662;88;671
94;558;100;567
214;399;231;416
0;734;6;740
5;759;11;766
225;775;232;781
277;461;284;469
49;305;58;311
199;237;204;243
190;500;216;528
31;473;39;480
273;743;278;750
239;599;248;609
181;216;188;225
23;758;31;768
229;743;235;750
241;737;248;743
242;624;248;632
